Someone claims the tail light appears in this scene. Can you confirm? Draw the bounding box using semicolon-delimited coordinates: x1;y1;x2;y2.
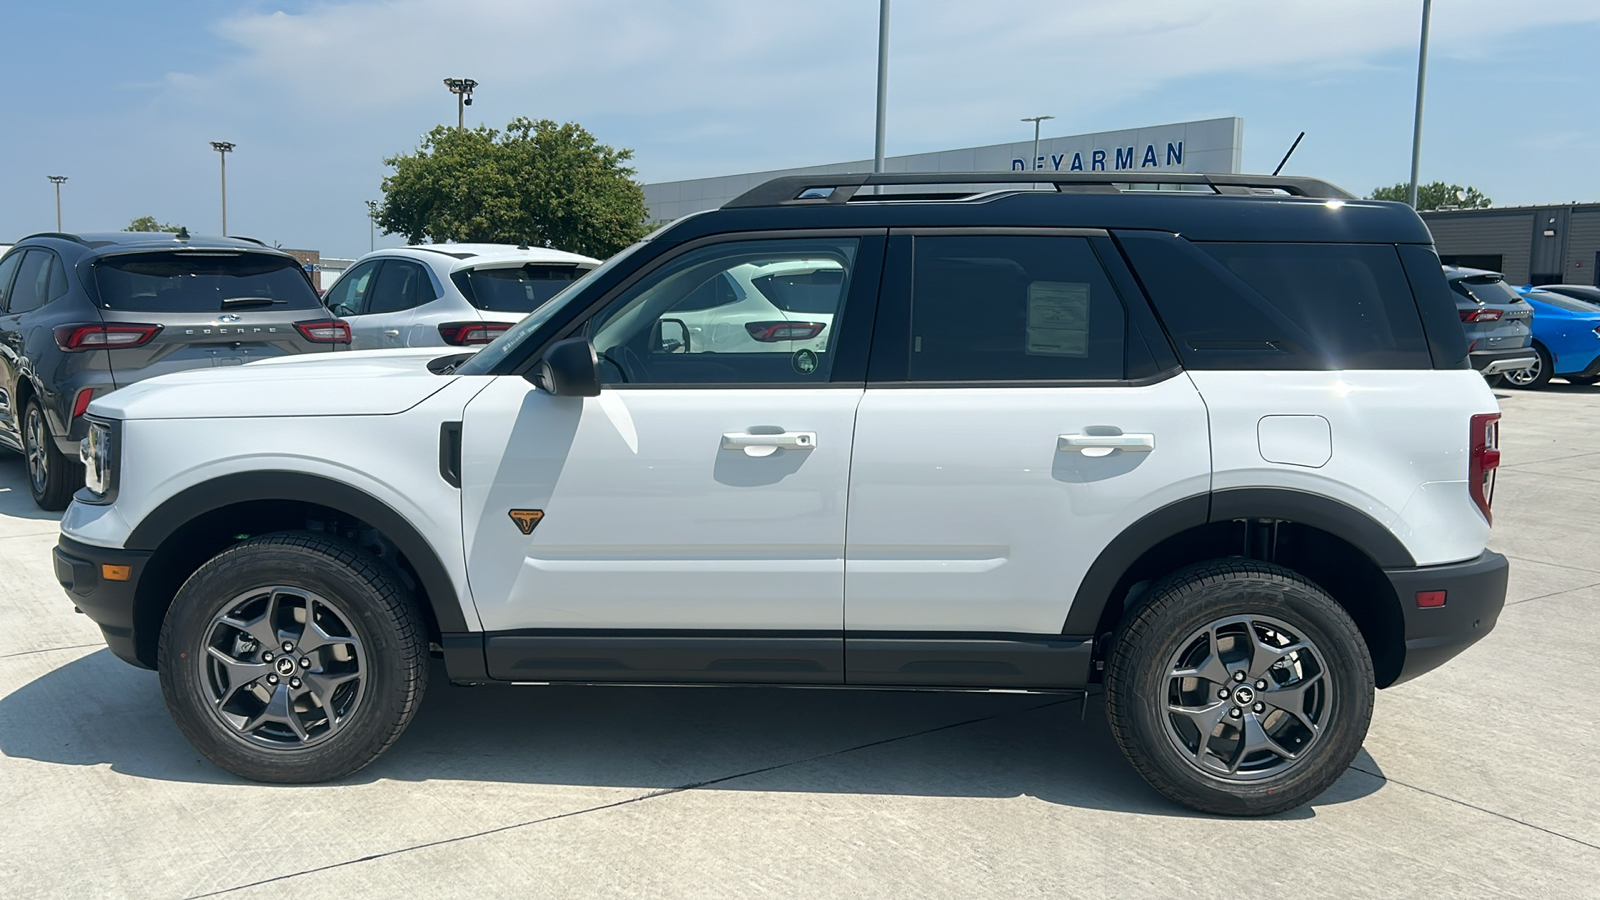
1459;308;1503;323
1468;412;1502;524
294;319;352;343
438;322;511;345
744;321;826;342
54;324;162;351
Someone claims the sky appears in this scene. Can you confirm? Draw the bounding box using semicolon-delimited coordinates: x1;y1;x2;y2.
2;0;1597;259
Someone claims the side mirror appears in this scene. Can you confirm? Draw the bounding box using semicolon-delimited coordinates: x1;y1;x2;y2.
654;317;690;354
531;337;602;397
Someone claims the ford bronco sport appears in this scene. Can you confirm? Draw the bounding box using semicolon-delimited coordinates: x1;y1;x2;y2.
55;173;1508;816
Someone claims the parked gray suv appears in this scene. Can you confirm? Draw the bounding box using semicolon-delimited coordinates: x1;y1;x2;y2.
1443;266;1536;378
0;232;346;509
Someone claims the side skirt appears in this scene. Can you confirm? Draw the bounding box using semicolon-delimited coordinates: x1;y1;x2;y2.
442;630;1095;690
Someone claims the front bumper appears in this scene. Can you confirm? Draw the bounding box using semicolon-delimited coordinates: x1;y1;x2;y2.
1471;348;1539;376
1384;550;1508;686
53;535;152;669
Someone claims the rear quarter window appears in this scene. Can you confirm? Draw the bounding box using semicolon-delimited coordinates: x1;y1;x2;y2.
1116;233;1432;370
92;251;322;313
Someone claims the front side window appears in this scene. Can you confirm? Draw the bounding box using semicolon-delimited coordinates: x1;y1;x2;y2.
324;260;381;317
908;235;1127;381
93;251;322;313
589;238;858;386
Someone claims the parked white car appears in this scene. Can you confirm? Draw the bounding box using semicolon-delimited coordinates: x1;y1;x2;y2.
662;258;842;355
322;244;599;350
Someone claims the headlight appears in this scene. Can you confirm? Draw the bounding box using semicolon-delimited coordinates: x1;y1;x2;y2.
80;418;117;501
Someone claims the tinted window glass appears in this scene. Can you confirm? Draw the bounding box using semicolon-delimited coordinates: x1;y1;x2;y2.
0;252;25;311
1453;276;1522;306
1198;243;1430;369
93;251;322;313
47;253;70;301
667;271;744;312
908;235;1126;381
368;260;433;314
1119;233;1430;370
457;263;585;313
1527;291;1599;314
8;251;50;314
590;238;857;386
749;265;845;314
325;260;381;317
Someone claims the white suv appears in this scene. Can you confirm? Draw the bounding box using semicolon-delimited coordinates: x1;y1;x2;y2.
55;173;1509;816
323;244;599;350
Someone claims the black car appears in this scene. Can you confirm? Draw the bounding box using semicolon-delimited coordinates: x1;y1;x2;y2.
0;232;348;509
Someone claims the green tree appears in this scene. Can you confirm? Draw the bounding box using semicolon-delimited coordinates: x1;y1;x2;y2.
124;215;184;232
1368;182;1492;211
378;118;650;258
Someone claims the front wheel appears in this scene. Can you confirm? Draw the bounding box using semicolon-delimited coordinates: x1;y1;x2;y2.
1502;344;1553;390
158;533;429;783
1104;560;1374;816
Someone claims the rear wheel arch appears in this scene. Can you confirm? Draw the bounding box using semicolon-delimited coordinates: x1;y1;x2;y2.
127;471;466;667
1069;490;1410;688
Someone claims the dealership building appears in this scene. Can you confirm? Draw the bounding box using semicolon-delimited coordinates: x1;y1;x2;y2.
1422;204;1600;287
642;117;1244;221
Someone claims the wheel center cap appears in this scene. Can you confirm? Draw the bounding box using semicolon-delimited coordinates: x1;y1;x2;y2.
274;657;296;677
1233;685;1256;706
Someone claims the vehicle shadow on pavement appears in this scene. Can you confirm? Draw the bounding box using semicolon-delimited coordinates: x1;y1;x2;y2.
0;652;1384;818
0;457;64;523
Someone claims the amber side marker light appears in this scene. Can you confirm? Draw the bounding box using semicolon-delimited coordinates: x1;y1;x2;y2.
1416;590;1447;608
102;565;132;582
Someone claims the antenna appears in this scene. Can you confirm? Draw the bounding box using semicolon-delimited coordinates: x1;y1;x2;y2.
1272;132;1306;177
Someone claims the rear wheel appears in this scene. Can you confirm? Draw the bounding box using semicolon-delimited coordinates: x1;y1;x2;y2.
158;533;429;783
1502;344;1553;390
22;399;81;511
1104;560;1374;816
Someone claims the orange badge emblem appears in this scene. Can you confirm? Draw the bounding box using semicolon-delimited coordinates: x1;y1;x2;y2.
508;509;545;535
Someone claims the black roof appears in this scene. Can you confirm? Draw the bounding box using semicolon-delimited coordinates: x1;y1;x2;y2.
653;172;1433;245
11;231;297;263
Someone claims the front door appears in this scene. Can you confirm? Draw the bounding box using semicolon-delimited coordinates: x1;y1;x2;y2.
843;232;1211;683
459;234;883;683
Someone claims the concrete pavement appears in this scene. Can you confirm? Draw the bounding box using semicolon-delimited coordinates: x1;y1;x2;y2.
1;386;1597;898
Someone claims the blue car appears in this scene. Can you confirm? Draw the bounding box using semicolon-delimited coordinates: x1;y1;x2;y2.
1507;287;1600;388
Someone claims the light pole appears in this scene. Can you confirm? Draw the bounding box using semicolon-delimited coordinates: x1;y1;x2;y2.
1021;115;1054;171
443;78;477;131
1408;0;1432;209
210;141;235;234
873;0;889;174
365;200;378;252
47;176;67;231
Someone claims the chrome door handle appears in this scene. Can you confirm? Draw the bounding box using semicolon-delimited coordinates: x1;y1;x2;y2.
722;431;817;457
382;329;401;337
1058;433;1155;457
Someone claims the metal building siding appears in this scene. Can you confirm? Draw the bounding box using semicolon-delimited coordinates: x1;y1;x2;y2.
1422;210;1535;283
1565;207;1600;287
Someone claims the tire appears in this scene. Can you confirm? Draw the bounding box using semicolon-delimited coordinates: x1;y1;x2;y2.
158;533;429;783
22;399;82;511
1565;375;1600;386
1501;344;1552;390
1103;560;1374;816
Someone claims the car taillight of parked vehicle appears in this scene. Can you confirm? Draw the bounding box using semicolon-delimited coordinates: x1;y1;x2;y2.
438;322;512;345
1469;412;1502;524
1459;308;1503;323
744;321;827;342
53;324;163;352
294;319;352;343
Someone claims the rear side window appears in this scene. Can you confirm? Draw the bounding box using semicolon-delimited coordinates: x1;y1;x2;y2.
367;259;434;314
908;235;1128;381
454;264;586;314
93;251;322;313
1117;233;1431;370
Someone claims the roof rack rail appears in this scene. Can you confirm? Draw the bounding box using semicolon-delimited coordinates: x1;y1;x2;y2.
18;231;90;246
722;172;1354;208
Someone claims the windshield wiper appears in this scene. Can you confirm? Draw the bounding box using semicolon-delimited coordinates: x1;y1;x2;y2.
220;296;286;310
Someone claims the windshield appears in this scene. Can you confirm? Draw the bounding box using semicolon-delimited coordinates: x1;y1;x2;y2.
456;239;650;376
454;263;592;313
93;251;321;312
1529;291;1600;314
1454;276;1524;307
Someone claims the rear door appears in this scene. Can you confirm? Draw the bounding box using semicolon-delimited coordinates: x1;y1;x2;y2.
91;249;331;386
360;259;435;349
842;230;1211;683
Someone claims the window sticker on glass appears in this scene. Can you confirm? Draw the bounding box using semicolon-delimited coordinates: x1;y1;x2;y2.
1025;281;1090;357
